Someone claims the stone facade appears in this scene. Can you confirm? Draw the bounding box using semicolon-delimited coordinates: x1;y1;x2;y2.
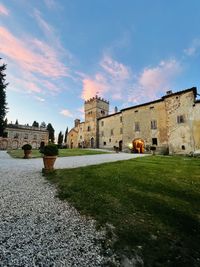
67;87;200;154
0;124;49;150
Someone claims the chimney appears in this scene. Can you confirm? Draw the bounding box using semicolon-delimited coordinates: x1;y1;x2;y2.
74;119;80;127
166;90;173;95
114;106;118;113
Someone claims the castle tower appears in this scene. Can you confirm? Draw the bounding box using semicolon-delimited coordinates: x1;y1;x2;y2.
84;96;109;148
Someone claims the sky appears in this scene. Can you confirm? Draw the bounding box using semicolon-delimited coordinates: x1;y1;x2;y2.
0;0;200;138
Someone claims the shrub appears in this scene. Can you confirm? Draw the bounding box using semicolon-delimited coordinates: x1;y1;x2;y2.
22;144;32;150
43;144;59;156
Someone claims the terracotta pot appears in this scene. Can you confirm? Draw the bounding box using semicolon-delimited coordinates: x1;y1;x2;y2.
43;156;57;172
23;150;32;159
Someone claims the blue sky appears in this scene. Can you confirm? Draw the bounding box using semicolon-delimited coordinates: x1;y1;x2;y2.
0;0;200;137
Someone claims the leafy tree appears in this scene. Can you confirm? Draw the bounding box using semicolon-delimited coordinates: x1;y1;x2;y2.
47;123;55;143
32;121;39;127
0;59;8;136
64;127;68;143
58;131;64;146
40;121;46;128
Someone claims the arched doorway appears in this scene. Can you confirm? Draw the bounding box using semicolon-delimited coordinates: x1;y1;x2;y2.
119;140;123;151
132;139;145;153
70;141;73;148
0;140;8;150
12;140;19;149
91;137;94;148
32;141;37;149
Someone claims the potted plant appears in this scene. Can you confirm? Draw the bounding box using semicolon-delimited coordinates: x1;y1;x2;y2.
22;144;32;159
42;144;59;172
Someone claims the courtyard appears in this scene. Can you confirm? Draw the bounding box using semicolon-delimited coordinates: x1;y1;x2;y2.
0;151;199;266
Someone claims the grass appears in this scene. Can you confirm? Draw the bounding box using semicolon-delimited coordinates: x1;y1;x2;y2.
7;148;109;159
46;156;200;266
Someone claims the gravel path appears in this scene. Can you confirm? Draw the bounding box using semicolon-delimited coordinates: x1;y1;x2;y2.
0;151;148;266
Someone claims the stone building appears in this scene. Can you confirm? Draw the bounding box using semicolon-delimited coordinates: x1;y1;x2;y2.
0;124;49;150
67;87;200;154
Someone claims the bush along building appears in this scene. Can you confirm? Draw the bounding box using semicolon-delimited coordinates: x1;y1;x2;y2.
0;123;49;150
67;87;200;154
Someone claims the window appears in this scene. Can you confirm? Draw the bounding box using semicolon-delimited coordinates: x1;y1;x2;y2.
87;126;91;131
24;133;28;139
151;120;157;129
111;129;114;136
177;115;185;124
101;121;104;127
182;145;185;150
101;110;105;115
135;110;138;113
135;122;140;131
109;138;111;142
14;133;19;139
80;135;82;139
101;131;104;137
150;106;154;109
33;134;37;140
103;141;106;146
120;116;122;122
152;138;158;145
120;128;123;134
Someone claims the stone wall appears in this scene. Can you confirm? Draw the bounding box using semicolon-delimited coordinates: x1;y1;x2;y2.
67;87;200;155
98;112;123;150
0;125;49;150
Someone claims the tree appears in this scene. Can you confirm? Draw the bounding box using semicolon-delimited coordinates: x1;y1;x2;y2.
15;119;19;125
64;127;68;143
47;123;55;143
32;121;39;127
58;131;64;146
40;121;46;128
0;59;8;136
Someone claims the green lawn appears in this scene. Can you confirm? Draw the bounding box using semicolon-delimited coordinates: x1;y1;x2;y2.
46;156;200;266
7;148;109;158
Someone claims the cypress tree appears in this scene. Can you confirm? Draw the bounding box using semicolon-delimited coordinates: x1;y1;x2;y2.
0;59;8;137
47;123;55;143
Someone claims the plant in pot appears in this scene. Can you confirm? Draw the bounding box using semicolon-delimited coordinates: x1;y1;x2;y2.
42;144;59;173
22;144;32;159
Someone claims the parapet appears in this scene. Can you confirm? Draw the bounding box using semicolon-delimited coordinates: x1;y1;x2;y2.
84;95;109;104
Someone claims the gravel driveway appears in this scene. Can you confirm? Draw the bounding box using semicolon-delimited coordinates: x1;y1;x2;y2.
0;151;148;266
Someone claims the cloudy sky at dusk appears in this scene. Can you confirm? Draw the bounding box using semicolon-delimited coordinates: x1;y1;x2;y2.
0;0;200;136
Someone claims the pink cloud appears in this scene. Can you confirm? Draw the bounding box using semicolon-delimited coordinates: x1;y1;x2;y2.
0;26;68;78
100;55;130;80
81;73;108;100
127;59;182;104
0;4;9;16
138;59;182;97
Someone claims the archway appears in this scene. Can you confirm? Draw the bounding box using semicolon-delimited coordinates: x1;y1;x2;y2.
70;141;73;148
32;141;37;149
132;139;145;153
0;140;8;150
12;140;19;149
91;137;94;148
119;140;123;151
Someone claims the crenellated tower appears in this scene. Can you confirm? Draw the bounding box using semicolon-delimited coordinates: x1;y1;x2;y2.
84;95;109;148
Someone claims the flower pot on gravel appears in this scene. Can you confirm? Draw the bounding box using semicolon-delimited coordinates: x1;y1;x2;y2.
22;144;32;159
42;144;59;173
